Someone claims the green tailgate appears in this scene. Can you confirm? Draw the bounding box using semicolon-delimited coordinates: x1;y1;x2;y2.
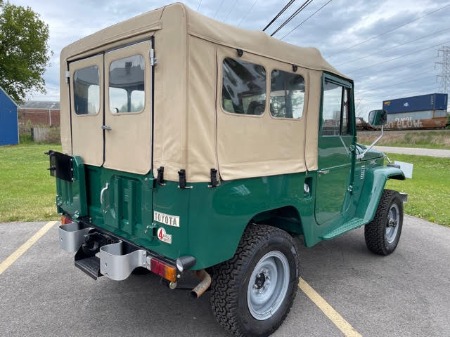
53;153;317;269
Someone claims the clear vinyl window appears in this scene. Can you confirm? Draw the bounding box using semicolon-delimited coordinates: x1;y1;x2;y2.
321;80;351;136
73;66;100;115
270;70;305;119
109;55;145;113
222;57;266;115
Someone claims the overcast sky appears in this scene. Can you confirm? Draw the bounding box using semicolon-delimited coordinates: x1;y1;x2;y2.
8;0;450;116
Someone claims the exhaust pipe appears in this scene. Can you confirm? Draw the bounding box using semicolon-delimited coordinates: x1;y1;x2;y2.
190;269;211;298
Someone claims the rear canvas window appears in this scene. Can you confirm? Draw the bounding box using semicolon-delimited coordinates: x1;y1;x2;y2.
109;55;145;113
222;57;266;115
73;66;100;115
270;70;305;119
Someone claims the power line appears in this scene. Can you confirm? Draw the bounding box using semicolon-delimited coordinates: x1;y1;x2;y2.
352;58;428;77
346;39;450;75
281;0;333;40
270;0;314;37
360;68;435;92
355;76;436;102
352;55;443;101
223;0;239;21
263;0;297;32
213;0;226;19
357;75;437;96
237;0;259;27
357;77;441;97
331;3;450;57
335;26;450;67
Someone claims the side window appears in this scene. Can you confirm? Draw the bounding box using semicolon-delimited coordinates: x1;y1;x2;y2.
270;70;305;119
321;80;351;136
342;88;350;135
74;66;100;115
109;55;145;113
222;57;266;115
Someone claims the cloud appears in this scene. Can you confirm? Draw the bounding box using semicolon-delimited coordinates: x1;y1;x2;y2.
7;0;450;117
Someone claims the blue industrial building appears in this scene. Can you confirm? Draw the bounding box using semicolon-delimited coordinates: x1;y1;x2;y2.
0;87;19;146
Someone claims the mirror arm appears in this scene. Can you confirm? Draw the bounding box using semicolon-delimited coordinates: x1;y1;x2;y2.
357;125;384;160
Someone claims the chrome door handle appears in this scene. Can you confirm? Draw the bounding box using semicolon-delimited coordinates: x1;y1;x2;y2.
318;169;330;175
100;183;109;204
101;125;112;131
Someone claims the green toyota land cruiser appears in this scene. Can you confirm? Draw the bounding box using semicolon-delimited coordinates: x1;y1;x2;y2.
49;3;407;336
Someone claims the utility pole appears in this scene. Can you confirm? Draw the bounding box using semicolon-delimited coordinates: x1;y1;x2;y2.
436;46;450;94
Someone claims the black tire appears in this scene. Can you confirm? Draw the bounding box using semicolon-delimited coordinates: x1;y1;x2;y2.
365;189;403;255
210;224;300;337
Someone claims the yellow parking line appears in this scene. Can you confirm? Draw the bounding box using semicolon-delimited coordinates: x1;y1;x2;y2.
0;221;58;275
1;222;362;337
299;278;362;337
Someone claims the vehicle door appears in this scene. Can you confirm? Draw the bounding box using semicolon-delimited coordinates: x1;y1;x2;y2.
69;41;152;173
68;41;153;238
104;42;153;174
69;54;104;166
315;74;355;226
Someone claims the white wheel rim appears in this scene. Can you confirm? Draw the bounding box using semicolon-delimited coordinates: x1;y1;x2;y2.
386;203;400;244
247;251;290;320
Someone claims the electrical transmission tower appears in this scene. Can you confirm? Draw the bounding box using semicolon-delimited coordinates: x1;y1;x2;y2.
436;46;450;94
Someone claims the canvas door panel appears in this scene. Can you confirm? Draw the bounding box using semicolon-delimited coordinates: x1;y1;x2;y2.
69;55;104;166
104;41;152;174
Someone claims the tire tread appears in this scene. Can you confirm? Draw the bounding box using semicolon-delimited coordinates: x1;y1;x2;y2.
210;224;299;337
365;189;403;255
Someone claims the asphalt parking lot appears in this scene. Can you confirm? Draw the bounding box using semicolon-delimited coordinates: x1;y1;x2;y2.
1;215;449;337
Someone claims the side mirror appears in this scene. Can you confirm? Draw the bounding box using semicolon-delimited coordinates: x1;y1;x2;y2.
358;110;387;160
368;109;387;126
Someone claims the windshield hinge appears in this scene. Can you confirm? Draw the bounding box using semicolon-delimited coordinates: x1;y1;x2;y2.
150;49;157;66
65;71;70;84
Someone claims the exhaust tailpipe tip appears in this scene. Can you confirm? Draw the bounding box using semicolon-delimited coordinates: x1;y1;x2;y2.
190;269;211;298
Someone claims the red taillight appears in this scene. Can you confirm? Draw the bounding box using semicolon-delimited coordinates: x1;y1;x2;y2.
60;215;72;225
150;259;177;282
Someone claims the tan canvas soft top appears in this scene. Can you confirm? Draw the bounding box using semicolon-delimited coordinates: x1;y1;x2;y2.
60;2;350;183
61;3;343;73
186;8;343;76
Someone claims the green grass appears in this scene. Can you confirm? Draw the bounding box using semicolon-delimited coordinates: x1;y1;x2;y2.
385;154;450;227
0;144;61;222
0;144;449;227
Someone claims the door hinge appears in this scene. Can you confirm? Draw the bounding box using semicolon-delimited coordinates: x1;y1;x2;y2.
65;71;70;84
150;48;157;66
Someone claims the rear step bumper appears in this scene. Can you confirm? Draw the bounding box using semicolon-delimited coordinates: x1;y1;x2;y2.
99;242;147;280
73;242;147;281
59;222;177;282
59;222;92;253
75;256;101;279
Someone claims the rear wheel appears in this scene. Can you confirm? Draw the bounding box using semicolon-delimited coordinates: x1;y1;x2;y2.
365;189;403;255
210;224;300;337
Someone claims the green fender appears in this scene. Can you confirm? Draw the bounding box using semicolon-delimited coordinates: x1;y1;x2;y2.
356;166;405;223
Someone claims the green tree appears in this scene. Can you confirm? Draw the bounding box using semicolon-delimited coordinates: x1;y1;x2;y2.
0;2;51;103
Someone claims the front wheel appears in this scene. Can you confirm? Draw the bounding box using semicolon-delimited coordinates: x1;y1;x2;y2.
210;224;300;337
365;189;404;255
